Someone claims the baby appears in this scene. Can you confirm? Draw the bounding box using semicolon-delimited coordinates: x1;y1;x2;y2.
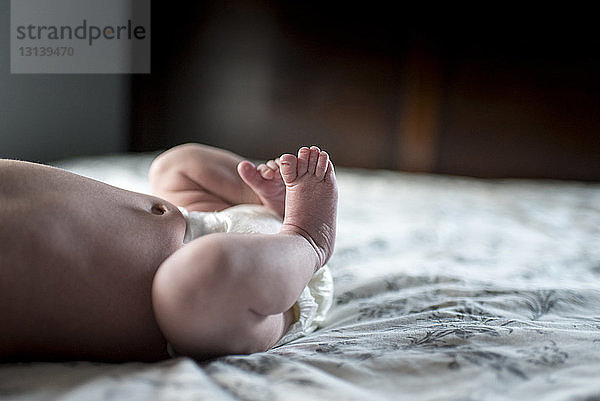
0;144;337;361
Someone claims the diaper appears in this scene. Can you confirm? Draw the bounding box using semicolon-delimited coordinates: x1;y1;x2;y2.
178;204;334;347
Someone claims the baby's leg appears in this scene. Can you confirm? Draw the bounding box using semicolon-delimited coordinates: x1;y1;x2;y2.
149;143;262;212
152;147;337;358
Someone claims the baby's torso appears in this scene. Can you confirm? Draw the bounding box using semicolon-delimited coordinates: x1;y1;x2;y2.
0;160;185;361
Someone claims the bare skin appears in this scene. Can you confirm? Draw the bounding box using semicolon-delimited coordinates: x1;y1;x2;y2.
0;143;337;361
237;157;286;218
0;160;184;361
151;144;337;359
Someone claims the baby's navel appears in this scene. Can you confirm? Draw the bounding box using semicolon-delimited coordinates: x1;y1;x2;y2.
151;203;167;215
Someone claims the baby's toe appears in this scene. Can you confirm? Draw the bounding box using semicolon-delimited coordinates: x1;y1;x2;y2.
266;159;279;172
258;164;275;179
308;146;320;174
237;160;260;184
280;154;298;184
297;147;310;176
315;151;329;180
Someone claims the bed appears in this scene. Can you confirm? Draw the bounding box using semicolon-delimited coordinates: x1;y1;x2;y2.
2;152;599;400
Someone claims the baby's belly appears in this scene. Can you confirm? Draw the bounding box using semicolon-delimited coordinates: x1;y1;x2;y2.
0;160;186;361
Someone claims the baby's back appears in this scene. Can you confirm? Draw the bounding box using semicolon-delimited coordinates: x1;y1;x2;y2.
0;160;185;361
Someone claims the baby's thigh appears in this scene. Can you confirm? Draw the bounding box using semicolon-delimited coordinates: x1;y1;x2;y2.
149;143;261;211
151;238;289;359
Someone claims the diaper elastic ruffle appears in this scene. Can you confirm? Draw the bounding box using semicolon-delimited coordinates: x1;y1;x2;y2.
274;265;333;347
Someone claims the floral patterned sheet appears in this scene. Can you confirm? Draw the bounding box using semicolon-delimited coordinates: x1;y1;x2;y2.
2;153;600;401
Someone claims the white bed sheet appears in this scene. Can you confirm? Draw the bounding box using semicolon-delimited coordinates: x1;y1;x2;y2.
1;153;599;400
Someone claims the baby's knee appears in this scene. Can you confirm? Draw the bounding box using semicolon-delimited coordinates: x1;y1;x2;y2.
154;285;271;358
149;144;206;182
151;243;268;358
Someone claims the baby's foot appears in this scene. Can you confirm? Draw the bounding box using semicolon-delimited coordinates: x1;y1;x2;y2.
237;158;286;217
279;146;338;269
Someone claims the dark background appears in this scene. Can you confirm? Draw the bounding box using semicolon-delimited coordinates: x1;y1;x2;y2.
2;1;599;180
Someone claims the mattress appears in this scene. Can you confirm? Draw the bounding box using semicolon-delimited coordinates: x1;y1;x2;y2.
1;152;599;400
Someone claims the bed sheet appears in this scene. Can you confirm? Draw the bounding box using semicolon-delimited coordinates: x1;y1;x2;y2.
1;153;599;401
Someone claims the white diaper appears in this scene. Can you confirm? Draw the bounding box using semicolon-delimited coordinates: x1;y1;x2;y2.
178;204;334;347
